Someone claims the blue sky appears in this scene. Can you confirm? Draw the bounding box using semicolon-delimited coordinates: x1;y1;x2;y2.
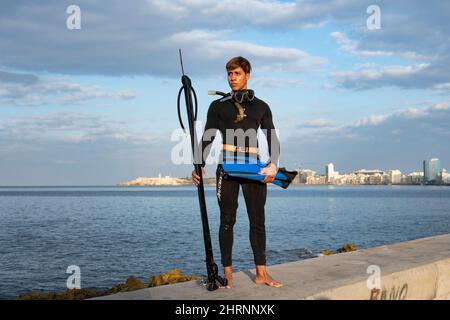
1;0;449;185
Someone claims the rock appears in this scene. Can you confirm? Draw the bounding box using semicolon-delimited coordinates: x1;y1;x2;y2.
336;243;357;253
126;276;148;289
320;249;335;255
149;268;198;287
106;276;148;294
320;243;357;256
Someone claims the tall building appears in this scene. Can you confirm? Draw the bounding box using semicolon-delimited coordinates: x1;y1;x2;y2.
405;172;424;185
298;169;316;184
442;169;450;184
325;163;335;183
423;158;441;183
388;170;402;184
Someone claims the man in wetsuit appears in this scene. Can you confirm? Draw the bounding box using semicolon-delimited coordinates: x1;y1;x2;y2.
192;56;282;288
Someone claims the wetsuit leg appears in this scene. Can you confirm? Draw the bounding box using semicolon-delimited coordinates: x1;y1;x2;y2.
216;165;240;267
241;180;267;266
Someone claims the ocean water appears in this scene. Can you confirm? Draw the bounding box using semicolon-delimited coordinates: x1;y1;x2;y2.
0;184;449;299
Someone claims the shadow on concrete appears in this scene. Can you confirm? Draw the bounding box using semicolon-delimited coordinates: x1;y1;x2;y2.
242;269;256;282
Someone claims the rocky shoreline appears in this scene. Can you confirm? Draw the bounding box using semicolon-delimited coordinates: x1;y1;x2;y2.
17;269;197;300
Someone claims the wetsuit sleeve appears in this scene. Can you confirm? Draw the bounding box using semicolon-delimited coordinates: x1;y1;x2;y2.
199;102;219;167
261;105;280;165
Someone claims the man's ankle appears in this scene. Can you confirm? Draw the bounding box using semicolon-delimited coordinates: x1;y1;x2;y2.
224;266;233;273
255;265;266;276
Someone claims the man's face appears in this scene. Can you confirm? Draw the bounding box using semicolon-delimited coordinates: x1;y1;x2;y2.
227;67;250;91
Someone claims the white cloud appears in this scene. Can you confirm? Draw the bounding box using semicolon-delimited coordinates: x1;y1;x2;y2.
303;118;336;128
118;90;138;100
350;103;448;128
352;114;388;127
150;0;352;28
331;31;428;60
331;63;431;90
433;83;450;94
166;30;327;73
0;112;157;145
335;64;429;80
400;108;429;119
0;72;138;106
432;102;450;110
331;32;393;58
251;77;304;88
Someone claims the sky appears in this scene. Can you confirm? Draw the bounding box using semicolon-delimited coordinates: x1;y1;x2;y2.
0;0;449;185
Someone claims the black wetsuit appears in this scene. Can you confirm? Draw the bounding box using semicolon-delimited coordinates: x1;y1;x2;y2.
200;93;280;267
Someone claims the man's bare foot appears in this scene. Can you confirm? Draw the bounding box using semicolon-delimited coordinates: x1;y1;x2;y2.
255;265;283;288
220;266;233;289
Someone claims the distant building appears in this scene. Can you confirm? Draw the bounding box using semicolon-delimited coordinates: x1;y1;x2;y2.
315;175;326;185
353;169;385;175
387;170;402;184
353;169;385;184
404;171;424;185
442;169;450;184
297;169;316;184
325;163;335;183
423;158;441;184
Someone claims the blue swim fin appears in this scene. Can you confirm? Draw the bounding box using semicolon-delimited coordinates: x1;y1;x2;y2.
222;156;298;189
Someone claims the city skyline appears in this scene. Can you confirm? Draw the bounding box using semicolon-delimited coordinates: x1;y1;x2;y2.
304;157;447;176
295;157;449;185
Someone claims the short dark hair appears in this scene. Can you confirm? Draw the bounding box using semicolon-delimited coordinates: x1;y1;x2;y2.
226;56;252;74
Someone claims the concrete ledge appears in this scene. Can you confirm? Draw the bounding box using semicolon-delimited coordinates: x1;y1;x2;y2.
94;234;450;300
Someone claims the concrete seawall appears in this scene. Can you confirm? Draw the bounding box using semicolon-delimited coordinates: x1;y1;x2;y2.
94;234;450;300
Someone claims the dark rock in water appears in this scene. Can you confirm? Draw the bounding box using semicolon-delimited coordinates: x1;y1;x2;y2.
149;268;198;287
336;243;357;253
320;249;335;255
106;276;148;294
320;243;357;256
